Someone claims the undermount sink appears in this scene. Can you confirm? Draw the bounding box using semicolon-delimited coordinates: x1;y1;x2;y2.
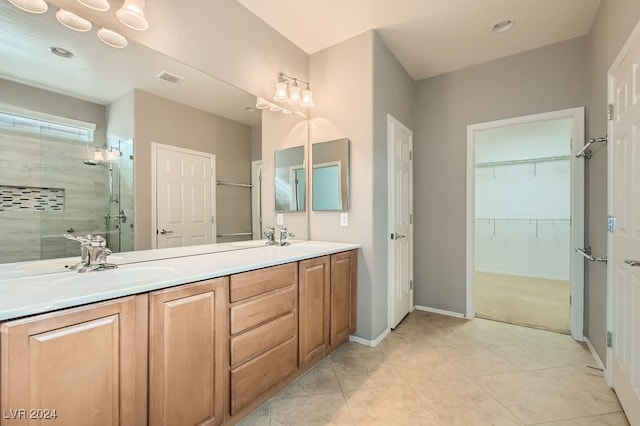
48;266;176;288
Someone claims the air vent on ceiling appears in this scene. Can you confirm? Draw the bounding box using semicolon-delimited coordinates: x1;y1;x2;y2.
155;71;184;84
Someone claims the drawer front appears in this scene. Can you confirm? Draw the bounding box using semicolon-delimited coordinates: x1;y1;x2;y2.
230;337;297;415
230;285;296;335
230;312;296;368
230;263;297;302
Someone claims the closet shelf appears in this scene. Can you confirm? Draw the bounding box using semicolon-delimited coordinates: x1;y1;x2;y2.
475;155;570;168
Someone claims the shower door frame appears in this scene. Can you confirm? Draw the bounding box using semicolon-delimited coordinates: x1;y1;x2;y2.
465;107;585;341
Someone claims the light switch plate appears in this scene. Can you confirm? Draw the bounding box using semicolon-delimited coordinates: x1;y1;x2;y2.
340;212;349;227
276;213;284;225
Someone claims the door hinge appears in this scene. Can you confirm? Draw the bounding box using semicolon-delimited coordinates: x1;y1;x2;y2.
409;150;413;161
211;216;215;224
258;174;262;182
409;214;413;225
410;280;413;290
607;331;613;348
569;295;572;306
607;104;614;121
608;215;616;233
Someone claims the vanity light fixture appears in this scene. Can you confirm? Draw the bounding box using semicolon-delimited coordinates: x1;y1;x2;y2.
76;0;110;11
97;27;128;48
255;97;293;115
7;0;48;14
272;72;315;108
116;0;149;31
56;9;92;32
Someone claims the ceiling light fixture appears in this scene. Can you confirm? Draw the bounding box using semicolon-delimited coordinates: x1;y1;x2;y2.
97;27;128;48
272;72;315;108
56;9;92;32
116;0;149;31
255;97;300;117
7;0;48;14
492;19;514;33
76;0;110;11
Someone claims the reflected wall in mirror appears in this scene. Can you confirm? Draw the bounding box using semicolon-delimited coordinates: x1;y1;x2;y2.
0;1;307;266
312;138;350;211
274;146;306;212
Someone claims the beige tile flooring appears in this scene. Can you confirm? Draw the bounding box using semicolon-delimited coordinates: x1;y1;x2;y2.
475;272;571;334
239;311;630;426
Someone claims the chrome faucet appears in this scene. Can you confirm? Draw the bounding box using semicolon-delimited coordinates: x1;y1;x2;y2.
64;234;118;273
277;225;295;246
263;225;277;245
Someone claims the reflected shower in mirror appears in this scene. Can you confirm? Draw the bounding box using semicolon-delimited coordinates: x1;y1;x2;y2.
274;146;306;212
312;138;350;211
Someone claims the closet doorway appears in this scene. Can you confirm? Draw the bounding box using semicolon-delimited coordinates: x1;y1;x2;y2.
466;108;585;339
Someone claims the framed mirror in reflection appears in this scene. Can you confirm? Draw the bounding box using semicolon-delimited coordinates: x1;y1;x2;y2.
274;146;306;212
0;1;307;267
312;138;350;211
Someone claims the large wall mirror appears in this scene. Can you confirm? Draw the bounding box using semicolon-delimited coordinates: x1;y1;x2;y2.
312;138;350;211
0;1;307;268
274;146;306;212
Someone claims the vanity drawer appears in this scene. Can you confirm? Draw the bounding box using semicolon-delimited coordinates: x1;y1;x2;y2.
230;312;296;368
230;285;296;335
230;337;297;415
230;263;297;302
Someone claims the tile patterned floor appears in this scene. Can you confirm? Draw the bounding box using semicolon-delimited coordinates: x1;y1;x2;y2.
239;311;630;426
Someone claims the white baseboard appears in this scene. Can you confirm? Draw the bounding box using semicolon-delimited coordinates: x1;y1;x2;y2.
585;337;605;371
349;328;390;347
414;305;467;319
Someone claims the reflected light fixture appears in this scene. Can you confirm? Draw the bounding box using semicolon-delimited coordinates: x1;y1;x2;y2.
255;97;294;116
56;9;92;32
77;0;110;11
7;0;48;13
97;27;128;48
116;0;149;31
272;72;315;108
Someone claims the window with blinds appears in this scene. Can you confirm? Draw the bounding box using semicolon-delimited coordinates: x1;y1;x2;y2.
0;111;95;142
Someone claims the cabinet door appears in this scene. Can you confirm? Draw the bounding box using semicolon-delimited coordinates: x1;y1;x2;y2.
0;296;148;426
149;278;227;426
331;250;358;347
298;256;330;366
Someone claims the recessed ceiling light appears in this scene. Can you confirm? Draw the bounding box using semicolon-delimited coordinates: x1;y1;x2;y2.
492;19;515;33
49;47;74;58
56;9;93;32
7;0;48;14
97;28;128;48
76;0;110;12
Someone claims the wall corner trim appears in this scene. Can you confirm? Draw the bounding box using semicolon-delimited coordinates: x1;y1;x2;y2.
414;305;467;319
349;328;390;347
584;337;606;372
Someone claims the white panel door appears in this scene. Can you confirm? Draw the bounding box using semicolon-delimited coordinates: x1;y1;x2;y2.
608;22;640;425
388;115;413;329
155;145;214;249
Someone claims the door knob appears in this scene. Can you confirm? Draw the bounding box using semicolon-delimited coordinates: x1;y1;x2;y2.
392;233;406;240
159;229;173;235
624;259;640;267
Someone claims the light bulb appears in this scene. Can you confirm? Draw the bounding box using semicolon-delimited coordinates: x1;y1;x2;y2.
116;0;149;31
300;88;315;108
273;82;288;102
288;82;301;105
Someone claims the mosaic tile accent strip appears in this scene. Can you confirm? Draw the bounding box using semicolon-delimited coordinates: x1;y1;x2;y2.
0;185;65;212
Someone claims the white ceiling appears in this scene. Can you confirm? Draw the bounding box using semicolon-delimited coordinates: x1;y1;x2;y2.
0;1;261;125
236;0;602;80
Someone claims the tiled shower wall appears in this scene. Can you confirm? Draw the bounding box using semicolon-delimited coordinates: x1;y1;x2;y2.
0;129;110;263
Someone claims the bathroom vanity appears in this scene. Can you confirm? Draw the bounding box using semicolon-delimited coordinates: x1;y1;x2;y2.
0;241;358;425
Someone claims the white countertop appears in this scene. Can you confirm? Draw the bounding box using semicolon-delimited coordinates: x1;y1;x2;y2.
0;241;360;322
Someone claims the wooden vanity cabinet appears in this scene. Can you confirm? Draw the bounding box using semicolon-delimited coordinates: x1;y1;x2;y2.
330;250;358;347
148;278;227;426
298;256;331;367
0;295;148;426
228;263;298;416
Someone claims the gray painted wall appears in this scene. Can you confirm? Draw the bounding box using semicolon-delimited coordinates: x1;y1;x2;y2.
412;37;590;314
585;0;640;361
133;90;252;250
